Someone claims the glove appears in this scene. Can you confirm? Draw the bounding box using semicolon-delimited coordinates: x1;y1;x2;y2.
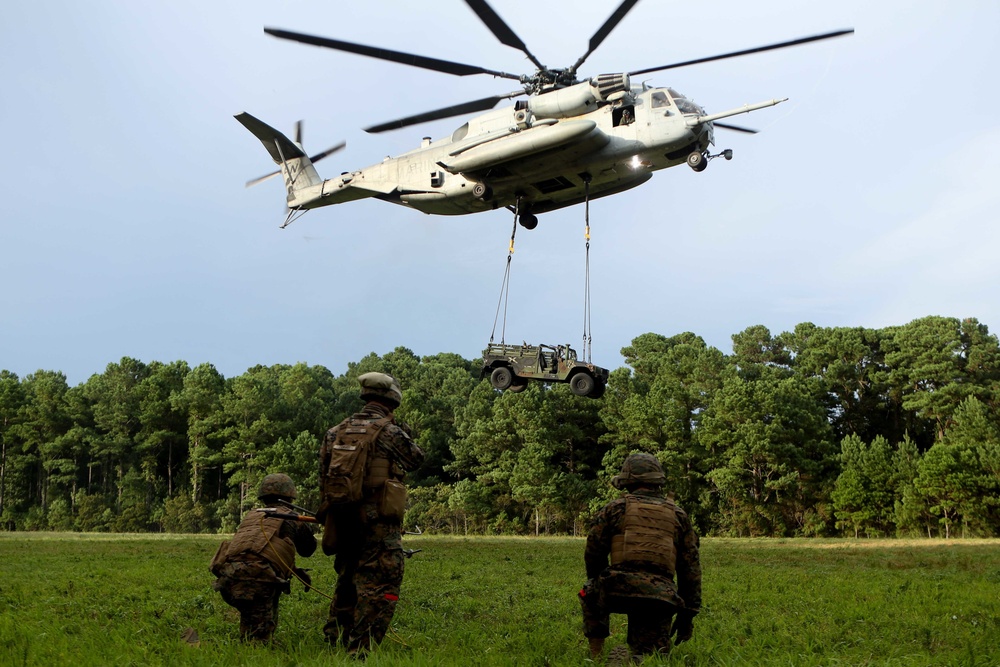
670;611;694;644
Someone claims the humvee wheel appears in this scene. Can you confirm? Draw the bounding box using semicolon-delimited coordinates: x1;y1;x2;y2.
569;372;596;396
490;366;513;390
508;379;528;393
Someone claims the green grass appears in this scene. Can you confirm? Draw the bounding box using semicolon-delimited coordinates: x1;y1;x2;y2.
1;534;999;666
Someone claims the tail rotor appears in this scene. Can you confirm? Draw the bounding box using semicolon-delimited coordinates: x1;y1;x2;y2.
243;119;346;188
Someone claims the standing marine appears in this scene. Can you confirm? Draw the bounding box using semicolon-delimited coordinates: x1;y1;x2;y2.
210;473;317;641
580;453;701;662
317;371;424;655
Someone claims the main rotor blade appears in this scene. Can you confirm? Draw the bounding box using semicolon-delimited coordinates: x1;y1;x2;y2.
245;142;346;188
629;28;854;76
463;0;546;72
570;0;640;75
714;122;758;134
364;93;519;134
264;28;523;81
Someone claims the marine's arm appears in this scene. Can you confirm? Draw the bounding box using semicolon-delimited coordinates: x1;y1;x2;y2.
584;500;623;580
290;519;317;558
674;508;702;613
380;422;425;473
316;428;335;521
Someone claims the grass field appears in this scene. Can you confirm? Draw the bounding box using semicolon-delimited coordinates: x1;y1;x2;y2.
1;534;999;666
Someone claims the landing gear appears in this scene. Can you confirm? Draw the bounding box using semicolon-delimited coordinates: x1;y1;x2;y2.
688;149;733;172
518;212;538;230
686;151;708;172
473;182;493;201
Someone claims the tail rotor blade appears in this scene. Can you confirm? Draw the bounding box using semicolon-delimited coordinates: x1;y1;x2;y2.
246;171;282;188
307;141;347;163
245;141;346;188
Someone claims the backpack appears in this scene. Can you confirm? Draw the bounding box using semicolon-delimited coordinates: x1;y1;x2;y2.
322;415;393;505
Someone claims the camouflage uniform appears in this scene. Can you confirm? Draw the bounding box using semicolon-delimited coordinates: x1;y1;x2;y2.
318;373;424;654
580;454;701;659
212;499;316;641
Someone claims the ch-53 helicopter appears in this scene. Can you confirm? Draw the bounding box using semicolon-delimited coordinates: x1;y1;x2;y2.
237;0;852;230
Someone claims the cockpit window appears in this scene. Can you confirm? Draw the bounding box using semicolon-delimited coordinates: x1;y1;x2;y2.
675;98;701;114
651;91;670;108
665;88;703;115
452;123;469;142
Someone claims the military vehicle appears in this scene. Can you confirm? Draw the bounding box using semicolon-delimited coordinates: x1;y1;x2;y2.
481;342;609;398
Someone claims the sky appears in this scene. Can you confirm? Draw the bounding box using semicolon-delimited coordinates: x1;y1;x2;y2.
2;1;999;386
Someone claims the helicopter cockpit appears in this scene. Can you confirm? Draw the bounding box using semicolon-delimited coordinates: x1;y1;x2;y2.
665;88;705;115
650;90;670;109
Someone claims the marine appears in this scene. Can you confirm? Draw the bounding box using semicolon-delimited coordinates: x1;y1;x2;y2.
317;371;424;655
210;473;317;641
580;453;702;662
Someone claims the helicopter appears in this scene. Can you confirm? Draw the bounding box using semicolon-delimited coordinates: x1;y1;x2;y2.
236;0;852;230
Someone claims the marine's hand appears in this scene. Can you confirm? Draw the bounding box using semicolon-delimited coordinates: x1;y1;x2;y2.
295;567;313;590
670;611;694;644
315;500;330;525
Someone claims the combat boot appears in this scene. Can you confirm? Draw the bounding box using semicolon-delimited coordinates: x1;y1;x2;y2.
608;645;632;666
588;637;605;659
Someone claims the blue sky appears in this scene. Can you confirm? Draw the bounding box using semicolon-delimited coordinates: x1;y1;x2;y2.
2;1;999;386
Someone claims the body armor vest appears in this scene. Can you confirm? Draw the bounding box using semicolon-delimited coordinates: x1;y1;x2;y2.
226;509;297;577
610;495;677;575
323;415;393;503
364;449;392;490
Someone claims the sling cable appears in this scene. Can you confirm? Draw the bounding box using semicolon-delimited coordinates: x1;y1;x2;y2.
581;175;594;364
489;198;523;346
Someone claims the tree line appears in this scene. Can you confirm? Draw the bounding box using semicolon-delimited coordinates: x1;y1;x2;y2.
2;315;999;538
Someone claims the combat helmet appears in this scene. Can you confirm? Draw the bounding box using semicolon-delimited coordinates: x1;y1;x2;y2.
612;453;666;489
258;473;297;500
358;371;403;407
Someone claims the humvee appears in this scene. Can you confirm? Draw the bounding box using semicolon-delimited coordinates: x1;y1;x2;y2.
480;342;609;399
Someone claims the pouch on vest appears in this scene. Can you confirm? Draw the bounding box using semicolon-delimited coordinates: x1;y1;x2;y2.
322;512;338;556
377;479;407;522
209;539;230;576
324;416;393;505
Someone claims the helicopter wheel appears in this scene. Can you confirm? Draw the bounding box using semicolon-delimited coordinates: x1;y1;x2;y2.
473;182;493;201
687;151;707;172
518;212;538;230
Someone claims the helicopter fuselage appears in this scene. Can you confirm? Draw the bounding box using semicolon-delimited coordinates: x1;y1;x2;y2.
280;82;778;218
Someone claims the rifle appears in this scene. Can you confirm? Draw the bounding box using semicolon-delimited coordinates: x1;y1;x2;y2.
260;508;318;523
276;498;316;516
